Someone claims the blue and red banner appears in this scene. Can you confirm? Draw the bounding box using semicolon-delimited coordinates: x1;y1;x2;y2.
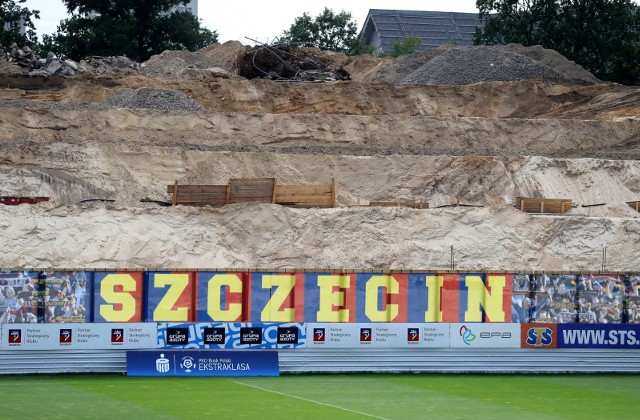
2;270;639;324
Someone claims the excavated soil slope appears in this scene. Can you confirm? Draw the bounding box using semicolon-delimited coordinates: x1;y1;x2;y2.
1;43;640;271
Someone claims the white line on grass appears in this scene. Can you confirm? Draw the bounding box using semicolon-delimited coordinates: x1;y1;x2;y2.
232;380;389;420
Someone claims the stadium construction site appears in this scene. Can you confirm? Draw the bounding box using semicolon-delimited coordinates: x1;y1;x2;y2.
2;39;640;389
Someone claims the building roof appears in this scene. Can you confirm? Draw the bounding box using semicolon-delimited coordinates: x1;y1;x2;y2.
360;9;484;53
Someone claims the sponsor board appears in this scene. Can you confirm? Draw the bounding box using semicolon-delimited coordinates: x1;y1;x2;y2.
557;324;640;349
126;350;279;376
451;323;520;348
521;324;557;348
1;323;156;350
306;323;449;348
157;323;306;349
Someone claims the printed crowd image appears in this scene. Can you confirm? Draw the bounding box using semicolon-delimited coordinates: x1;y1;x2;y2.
512;274;639;324
0;271;89;324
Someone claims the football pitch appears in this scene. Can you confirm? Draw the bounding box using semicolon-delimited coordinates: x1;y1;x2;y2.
1;373;639;419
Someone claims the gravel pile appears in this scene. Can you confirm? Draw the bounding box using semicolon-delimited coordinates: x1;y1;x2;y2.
104;88;205;112
0;88;204;113
400;46;562;86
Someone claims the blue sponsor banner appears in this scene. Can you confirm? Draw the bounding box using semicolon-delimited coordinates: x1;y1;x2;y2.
126;350;279;376
558;324;640;348
157;322;306;349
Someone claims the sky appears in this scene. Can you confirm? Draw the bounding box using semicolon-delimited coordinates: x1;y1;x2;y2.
23;0;479;44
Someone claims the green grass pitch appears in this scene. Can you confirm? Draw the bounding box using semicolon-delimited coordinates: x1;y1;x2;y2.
1;373;638;419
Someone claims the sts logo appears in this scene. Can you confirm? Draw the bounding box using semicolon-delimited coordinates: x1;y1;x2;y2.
407;328;420;343
360;328;372;344
524;326;555;348
111;329;124;345
313;328;325;344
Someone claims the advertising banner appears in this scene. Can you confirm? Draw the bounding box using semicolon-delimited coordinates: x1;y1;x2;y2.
126;350;279;376
1;323;156;350
450;323;520;348
306;323;450;348
157;322;306;349
557;324;640;349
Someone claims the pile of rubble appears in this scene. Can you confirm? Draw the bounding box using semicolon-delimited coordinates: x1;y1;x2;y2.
78;56;139;75
1;43;79;76
0;43;140;77
233;43;350;82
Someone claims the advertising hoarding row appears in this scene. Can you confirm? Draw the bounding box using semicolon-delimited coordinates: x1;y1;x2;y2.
3;322;640;350
2;270;639;325
0;323;156;350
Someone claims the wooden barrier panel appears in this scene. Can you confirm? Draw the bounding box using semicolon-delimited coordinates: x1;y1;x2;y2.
275;179;335;208
228;178;276;204
515;197;572;214
167;178;335;208
167;183;228;206
627;201;640;212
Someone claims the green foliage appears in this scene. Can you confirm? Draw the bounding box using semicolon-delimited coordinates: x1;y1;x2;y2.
474;0;640;85
390;36;421;57
281;7;358;53
45;0;217;62
347;35;375;56
0;0;39;46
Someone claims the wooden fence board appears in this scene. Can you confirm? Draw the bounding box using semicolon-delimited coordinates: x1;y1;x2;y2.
515;197;572;214
168;178;335;208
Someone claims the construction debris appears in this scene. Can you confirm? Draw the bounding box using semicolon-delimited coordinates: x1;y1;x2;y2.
233;43;350;82
0;43;141;77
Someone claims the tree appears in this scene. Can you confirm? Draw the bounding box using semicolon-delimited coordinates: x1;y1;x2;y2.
0;0;39;46
48;0;217;62
474;0;640;85
390;36;421;57
281;7;359;54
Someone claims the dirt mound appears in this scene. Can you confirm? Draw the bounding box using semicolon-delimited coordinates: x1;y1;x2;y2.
140;41;246;78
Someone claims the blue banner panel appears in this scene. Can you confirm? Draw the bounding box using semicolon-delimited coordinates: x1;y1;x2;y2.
157;322;307;349
126;350;279;376
558;324;640;348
